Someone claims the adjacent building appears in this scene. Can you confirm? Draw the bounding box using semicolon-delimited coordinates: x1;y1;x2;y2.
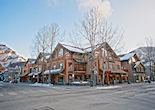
34;52;51;83
20;58;36;82
119;52;146;83
0;63;5;80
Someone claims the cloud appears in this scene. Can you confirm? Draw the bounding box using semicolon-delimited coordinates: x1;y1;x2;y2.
46;0;112;17
46;0;62;7
76;0;112;17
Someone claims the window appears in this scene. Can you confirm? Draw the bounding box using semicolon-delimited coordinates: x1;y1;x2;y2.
53;64;56;69
29;68;32;73
117;65;121;70
101;48;107;57
95;51;99;58
109;63;113;69
58;48;64;56
59;62;63;69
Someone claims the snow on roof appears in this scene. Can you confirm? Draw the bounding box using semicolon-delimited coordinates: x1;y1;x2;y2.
27;59;36;64
7;62;25;68
44;69;62;75
119;52;135;61
61;44;85;53
28;72;40;76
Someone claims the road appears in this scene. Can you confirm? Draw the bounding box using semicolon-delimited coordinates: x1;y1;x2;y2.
0;82;155;110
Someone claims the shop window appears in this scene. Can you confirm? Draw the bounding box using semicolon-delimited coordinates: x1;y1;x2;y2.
58;76;64;83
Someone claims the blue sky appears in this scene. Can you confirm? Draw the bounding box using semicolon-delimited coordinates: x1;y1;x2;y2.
0;0;155;58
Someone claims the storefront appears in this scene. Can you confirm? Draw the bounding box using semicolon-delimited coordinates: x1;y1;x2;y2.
43;69;64;84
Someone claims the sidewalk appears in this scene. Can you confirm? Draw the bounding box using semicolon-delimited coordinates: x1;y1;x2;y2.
1;81;154;90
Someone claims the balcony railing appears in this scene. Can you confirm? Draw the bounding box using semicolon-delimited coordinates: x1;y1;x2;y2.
74;67;86;71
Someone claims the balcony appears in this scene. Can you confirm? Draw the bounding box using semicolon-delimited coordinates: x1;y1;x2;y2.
74;67;86;71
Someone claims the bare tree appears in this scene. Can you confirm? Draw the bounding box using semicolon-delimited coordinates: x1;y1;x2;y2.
31;23;60;58
70;8;124;86
31;23;61;83
99;21;124;53
143;37;155;81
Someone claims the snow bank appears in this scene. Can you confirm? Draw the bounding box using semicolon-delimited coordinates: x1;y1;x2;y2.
0;81;4;86
96;86;121;90
29;83;53;87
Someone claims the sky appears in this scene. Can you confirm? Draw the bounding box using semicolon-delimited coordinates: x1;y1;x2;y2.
0;0;155;58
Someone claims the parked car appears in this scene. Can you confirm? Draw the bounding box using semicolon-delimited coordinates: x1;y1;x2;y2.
10;79;18;83
3;79;10;82
71;81;90;86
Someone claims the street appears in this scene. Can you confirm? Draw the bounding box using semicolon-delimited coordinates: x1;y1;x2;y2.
0;82;155;110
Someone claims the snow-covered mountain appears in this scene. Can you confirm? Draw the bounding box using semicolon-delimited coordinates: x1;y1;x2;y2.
0;44;26;68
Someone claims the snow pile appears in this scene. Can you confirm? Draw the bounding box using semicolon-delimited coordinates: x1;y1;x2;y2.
0;81;4;86
29;82;53;87
96;86;121;90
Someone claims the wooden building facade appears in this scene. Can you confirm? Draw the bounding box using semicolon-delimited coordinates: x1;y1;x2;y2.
119;53;146;83
42;42;127;85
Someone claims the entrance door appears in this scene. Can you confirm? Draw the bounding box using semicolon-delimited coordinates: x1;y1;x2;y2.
51;75;55;84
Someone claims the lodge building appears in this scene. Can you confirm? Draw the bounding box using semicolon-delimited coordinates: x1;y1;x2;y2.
20;42;130;85
41;42;128;85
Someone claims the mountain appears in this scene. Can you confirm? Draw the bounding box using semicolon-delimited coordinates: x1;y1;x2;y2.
0;44;26;69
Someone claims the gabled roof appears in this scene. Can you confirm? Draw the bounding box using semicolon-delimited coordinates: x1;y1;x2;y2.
61;43;85;53
38;52;51;59
27;58;36;64
84;43;101;53
134;61;144;68
96;42;118;58
7;62;26;68
53;42;118;60
119;52;136;61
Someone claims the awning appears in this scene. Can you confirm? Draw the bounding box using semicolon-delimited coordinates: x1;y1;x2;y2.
28;72;40;76
20;72;29;77
100;68;127;75
111;70;128;75
43;69;63;75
